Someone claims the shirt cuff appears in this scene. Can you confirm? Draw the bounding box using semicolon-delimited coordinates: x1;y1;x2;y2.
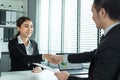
63;54;68;62
42;54;45;60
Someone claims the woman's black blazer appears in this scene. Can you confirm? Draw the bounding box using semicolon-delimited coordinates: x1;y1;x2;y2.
8;37;43;71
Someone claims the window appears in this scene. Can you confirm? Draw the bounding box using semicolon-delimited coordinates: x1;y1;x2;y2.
37;0;49;54
79;0;97;52
48;0;62;53
36;0;97;55
63;0;77;53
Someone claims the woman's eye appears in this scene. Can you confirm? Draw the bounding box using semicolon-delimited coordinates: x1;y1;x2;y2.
25;26;29;28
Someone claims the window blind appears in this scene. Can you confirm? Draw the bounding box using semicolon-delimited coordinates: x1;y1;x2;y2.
37;0;97;54
79;0;97;52
48;0;62;54
63;0;77;53
38;0;49;54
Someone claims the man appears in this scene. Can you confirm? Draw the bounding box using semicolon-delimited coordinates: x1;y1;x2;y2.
54;0;120;80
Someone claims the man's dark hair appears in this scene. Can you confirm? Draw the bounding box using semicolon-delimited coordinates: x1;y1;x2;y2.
94;0;120;21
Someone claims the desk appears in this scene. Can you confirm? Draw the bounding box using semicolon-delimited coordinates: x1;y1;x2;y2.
0;69;88;80
0;70;58;80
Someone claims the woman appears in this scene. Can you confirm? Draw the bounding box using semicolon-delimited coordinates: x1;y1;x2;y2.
8;16;55;72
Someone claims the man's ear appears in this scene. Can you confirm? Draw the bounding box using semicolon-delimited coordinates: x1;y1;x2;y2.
99;8;107;18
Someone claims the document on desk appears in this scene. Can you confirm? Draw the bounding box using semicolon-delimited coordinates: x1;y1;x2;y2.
33;63;59;72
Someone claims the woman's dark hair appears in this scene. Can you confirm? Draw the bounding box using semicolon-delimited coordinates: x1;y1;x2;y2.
15;16;31;37
94;0;120;21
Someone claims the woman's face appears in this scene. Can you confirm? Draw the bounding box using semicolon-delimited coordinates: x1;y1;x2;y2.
17;20;33;38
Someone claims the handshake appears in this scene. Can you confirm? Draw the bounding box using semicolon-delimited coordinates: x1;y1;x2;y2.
43;54;64;64
32;54;70;80
32;54;64;73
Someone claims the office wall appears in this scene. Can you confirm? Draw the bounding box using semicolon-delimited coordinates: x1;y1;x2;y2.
28;0;37;40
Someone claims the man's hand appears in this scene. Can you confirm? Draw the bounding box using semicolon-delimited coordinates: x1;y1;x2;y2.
54;71;70;80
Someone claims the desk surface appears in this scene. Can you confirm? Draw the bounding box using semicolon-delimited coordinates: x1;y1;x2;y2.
0;70;58;80
0;69;88;80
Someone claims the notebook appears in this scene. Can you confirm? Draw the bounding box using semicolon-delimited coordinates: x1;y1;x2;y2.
57;53;88;75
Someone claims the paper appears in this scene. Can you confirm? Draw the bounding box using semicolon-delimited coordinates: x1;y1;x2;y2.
33;63;59;72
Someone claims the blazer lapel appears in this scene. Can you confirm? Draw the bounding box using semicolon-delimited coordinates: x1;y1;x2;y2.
99;24;120;46
30;40;36;55
19;44;27;54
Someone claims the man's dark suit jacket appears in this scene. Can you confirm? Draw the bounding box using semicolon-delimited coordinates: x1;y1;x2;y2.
67;24;120;80
8;37;43;71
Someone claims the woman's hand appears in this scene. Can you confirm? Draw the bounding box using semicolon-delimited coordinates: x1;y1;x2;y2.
32;67;42;73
